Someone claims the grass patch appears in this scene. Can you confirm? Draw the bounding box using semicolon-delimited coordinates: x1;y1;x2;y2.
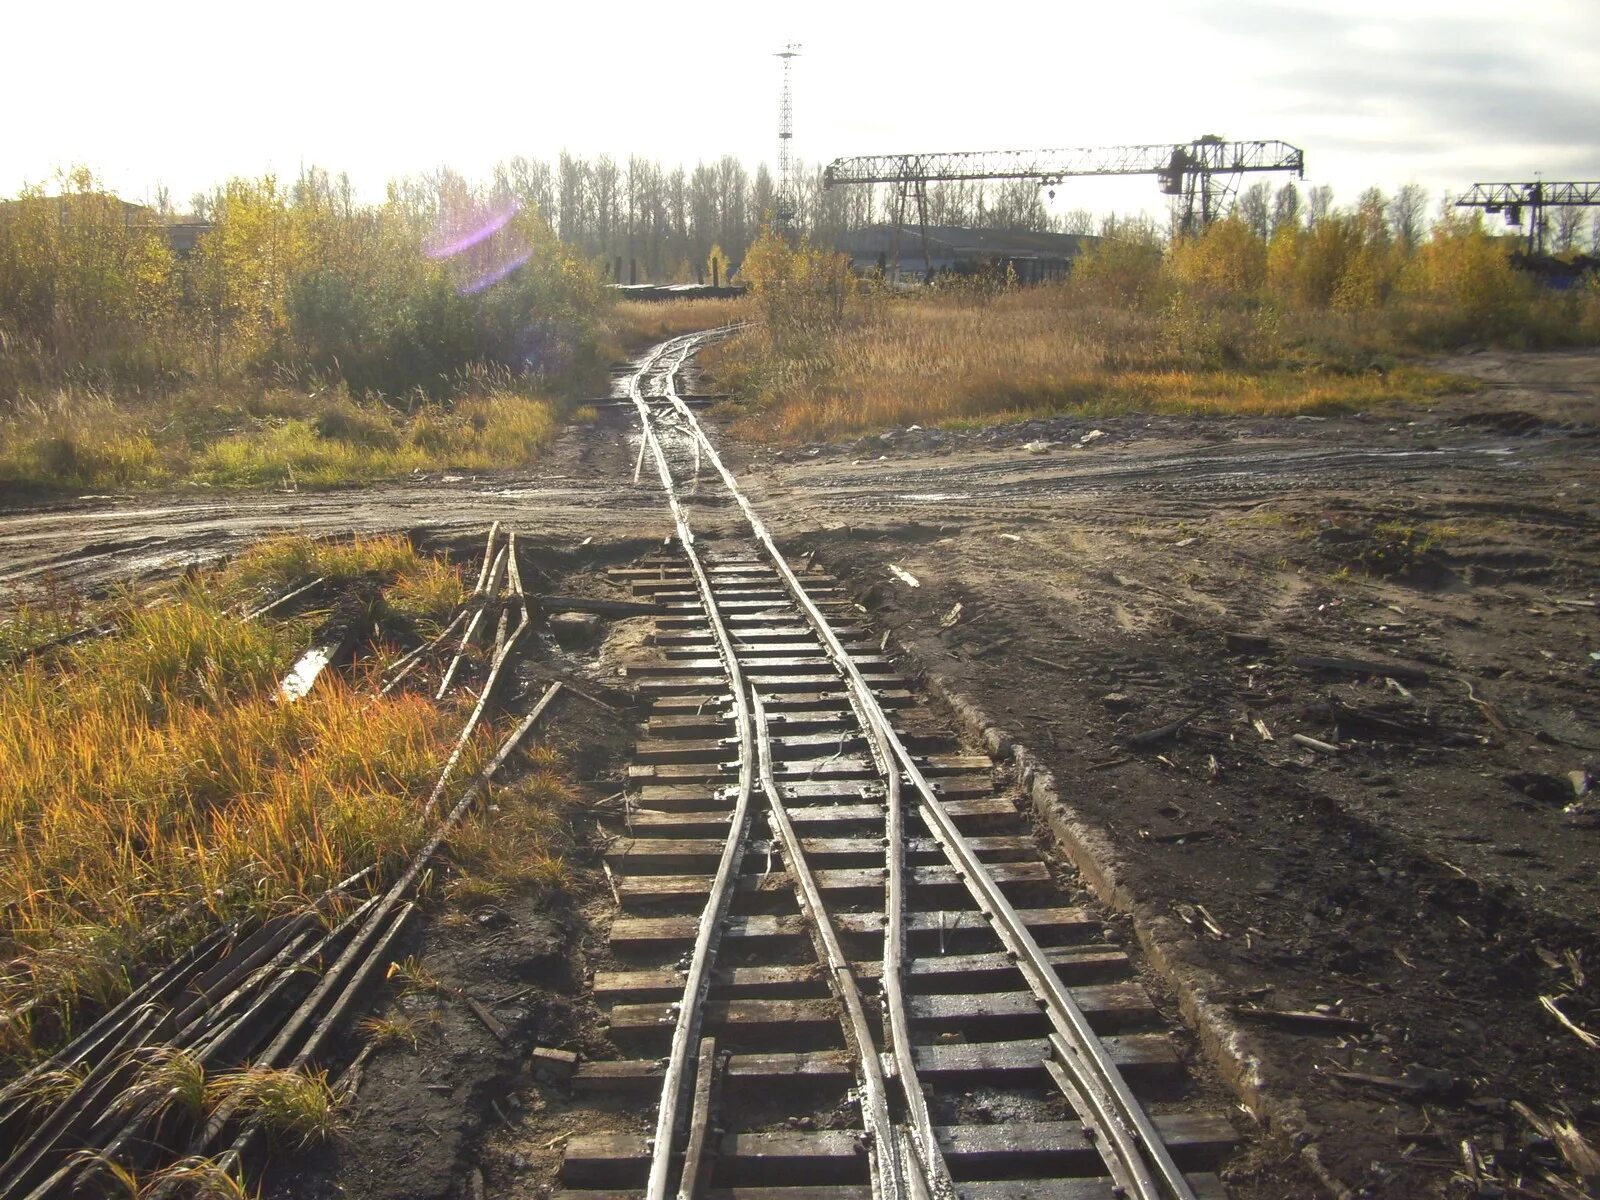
206;1066;345;1146
0;383;564;494
447;751;577;894
601;297;749;357
1342;518;1457;578
0;573;96;660
715;288;1471;443
0;536;487;1064
385;955;446;997
358;1009;442;1051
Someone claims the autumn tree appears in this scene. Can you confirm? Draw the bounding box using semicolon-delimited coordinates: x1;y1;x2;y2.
1271;183;1302;233
1237;182;1272;239
1390;184;1429;251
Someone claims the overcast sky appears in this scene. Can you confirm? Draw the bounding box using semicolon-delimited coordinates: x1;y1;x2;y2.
4;0;1596;222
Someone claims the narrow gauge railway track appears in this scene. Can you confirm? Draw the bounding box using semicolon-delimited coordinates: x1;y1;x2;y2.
554;335;1239;1199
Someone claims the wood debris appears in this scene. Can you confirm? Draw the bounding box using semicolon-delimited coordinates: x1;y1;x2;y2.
888;564;920;587
1540;994;1600;1050
1229;1005;1371;1034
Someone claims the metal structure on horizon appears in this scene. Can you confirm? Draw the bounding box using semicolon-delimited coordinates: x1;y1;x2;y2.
1453;181;1600;255
823;137;1305;279
774;44;801;233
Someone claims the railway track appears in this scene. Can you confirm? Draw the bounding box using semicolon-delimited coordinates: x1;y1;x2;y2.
553;333;1239;1199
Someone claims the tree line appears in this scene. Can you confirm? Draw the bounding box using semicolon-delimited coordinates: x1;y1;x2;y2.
421;153;1600;272
0;167;605;398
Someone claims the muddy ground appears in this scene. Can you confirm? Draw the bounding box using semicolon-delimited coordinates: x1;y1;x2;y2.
733;348;1600;1199
4;348;1598;1199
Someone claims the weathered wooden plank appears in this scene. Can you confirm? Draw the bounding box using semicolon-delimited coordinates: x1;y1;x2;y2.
608;906;1096;950
641;724;953;758
645;711;942;739
628;575;780;594
596;963;828;1000
644;689;914;713
612;859;1050;908
606;834;1038;873
640;585;844;600
573;1034;1181;1095
627;656;889;677
626;752;989;784
662;642;874;662
609;984;1153;1042
655;608;862;626
634;674;901;697
651;627;867;646
632;732;871;766
561;1113;1234;1186
628;774;989;810
607;564;777;580
593;944;1129;1000
657;599;854;614
607;998;838;1041
621;795;1016;837
907;983;1156;1034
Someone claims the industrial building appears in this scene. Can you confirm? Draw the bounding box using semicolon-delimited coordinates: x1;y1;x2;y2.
836;224;1096;284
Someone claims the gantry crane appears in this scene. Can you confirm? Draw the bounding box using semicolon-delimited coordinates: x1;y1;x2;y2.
822;136;1305;278
1454;181;1600;255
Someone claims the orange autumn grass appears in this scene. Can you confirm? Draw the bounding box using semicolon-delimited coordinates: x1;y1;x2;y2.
602;296;750;358
0;537;489;1063
718;288;1465;444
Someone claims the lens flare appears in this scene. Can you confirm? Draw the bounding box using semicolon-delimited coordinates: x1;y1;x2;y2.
462;249;533;295
427;199;530;294
426;202;518;260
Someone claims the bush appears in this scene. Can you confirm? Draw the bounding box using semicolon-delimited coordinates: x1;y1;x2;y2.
312;399;399;450
1070;233;1166;308
739;227;853;351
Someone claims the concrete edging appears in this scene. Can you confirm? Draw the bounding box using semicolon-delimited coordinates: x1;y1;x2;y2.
907;655;1352;1198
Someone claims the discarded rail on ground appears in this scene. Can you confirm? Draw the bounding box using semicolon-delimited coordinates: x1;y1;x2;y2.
0;526;565;1198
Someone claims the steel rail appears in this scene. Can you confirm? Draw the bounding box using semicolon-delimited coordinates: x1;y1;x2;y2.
639;334;947;1198
8;520;555;1200
752;691;905;1200
379;607;470;696
624;339;760;1200
171;680;568;1190
873;715;952;1200
436;541;508;699
655;334;1198;1200
421;534;530;820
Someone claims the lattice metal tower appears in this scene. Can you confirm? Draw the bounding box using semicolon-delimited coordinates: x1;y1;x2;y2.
775;44;801;232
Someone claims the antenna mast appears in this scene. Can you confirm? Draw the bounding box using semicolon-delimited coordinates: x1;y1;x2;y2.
775;43;801;232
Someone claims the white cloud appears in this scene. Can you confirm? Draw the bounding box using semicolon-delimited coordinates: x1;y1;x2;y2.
2;0;1595;220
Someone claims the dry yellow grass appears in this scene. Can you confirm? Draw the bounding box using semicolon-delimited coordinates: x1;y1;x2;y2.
0;537;492;1058
0;384;564;493
720;289;1464;443
603;297;749;356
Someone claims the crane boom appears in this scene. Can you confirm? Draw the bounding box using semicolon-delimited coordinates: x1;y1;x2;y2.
823;138;1305;188
1455;182;1600;209
1454;181;1600;253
